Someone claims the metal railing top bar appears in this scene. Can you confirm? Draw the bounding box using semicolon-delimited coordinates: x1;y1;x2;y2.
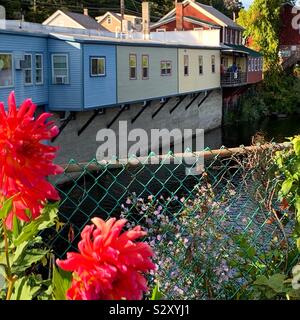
59;142;290;173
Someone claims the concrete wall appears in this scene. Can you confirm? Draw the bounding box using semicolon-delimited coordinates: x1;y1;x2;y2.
51;88;222;164
178;48;220;94
117;45;178;104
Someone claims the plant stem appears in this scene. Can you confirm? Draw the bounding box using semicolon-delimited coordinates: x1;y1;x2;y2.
2;219;14;300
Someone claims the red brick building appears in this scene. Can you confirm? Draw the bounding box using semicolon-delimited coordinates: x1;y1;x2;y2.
279;3;300;68
151;0;263;86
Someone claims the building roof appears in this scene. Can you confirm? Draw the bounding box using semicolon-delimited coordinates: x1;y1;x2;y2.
222;44;263;57
157;0;243;30
185;16;221;28
96;11;142;23
195;2;243;30
63;11;105;30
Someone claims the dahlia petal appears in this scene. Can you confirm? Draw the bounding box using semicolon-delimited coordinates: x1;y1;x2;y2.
8;91;17;117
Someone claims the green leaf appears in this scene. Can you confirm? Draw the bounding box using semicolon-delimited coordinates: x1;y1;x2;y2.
11;277;40;300
14;202;59;246
281;178;294;196
150;282;163;300
0;198;13;219
52;265;72;300
295;196;300;224
267;274;286;293
12;215;21;239
254;275;269;286
12;248;48;274
293;137;300;156
297;237;300;252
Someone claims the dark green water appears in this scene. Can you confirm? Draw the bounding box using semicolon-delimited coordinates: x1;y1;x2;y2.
205;115;300;149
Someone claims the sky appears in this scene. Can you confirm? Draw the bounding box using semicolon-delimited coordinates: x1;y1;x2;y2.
243;0;253;9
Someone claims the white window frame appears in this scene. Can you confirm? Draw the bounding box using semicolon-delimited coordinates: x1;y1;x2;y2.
51;53;69;85
24;53;33;86
199;55;203;75
160;60;172;76
35;53;43;85
90;57;106;77
157;28;166;32
248;58;252;72
184;55;189;76
211;55;216;73
0;52;14;88
107;15;112;24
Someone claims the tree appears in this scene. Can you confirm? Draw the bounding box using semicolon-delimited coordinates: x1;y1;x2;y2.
237;0;287;70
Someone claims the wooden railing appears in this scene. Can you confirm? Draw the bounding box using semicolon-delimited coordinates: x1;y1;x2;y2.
221;72;247;87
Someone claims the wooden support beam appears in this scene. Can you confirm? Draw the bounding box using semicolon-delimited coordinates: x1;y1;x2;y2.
107;105;127;129
185;92;201;110
51;112;75;143
169;95;187;114
131;101;150;124
151;98;169;119
198;90;212;108
77;109;100;136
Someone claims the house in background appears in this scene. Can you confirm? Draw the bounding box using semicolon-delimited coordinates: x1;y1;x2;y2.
96;12;142;33
279;3;300;70
43;9;107;31
150;0;263;89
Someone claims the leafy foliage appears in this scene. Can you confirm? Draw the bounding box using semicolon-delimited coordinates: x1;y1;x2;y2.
275;136;300;250
237;0;286;70
0;202;60;300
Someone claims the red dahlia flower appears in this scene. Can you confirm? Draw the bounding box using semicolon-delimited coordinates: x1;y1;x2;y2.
57;217;155;300
0;91;62;229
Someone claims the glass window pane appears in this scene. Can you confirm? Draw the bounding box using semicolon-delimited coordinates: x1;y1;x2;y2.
129;55;136;68
130;67;136;79
36;69;42;83
53;55;67;68
142;55;149;68
0;54;13;87
36;55;42;69
24;55;31;68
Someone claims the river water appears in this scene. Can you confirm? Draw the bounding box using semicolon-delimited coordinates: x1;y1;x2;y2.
205;115;300;149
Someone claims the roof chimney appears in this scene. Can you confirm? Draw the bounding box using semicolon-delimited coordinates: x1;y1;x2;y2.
176;2;184;31
83;8;88;16
142;1;150;39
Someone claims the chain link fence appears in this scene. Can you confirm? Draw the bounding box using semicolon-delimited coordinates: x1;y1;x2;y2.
44;143;299;299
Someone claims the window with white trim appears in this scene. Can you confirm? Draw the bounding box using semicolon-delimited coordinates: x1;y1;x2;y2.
142;55;149;79
35;54;43;85
52;54;69;84
0;53;13;87
199;55;203;75
184;55;189;76
211;55;216;73
248;58;252;72
24;54;32;85
160;60;172;76
107;15;112;24
90;57;106;76
129;54;137;80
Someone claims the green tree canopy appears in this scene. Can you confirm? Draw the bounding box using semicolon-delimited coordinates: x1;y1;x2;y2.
237;0;289;70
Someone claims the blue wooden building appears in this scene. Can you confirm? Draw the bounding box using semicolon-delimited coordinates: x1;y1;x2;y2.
0;24;221;111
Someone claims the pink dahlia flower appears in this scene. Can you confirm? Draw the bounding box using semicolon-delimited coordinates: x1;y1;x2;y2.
57;217;155;300
0;91;62;229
